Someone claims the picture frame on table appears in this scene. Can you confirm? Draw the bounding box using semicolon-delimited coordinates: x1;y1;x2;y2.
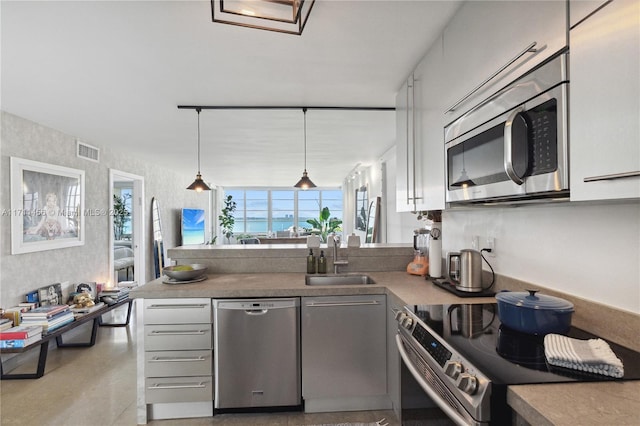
76;282;97;300
38;283;63;307
10;157;85;254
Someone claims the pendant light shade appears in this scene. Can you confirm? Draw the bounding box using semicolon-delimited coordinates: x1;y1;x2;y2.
187;108;211;192
294;108;316;189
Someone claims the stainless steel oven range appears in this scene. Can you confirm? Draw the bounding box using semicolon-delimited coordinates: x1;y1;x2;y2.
394;303;640;425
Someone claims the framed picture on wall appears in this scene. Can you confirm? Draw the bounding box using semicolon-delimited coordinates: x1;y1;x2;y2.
10;157;85;254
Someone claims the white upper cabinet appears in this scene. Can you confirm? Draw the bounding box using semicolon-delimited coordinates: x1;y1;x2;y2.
396;37;446;213
569;0;640;201
442;1;568;122
395;73;414;213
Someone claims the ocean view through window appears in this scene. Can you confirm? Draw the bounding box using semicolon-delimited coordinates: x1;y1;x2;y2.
224;189;342;235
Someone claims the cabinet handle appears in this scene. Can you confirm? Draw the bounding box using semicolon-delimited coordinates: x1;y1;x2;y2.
149;330;207;335
148;381;207;390
305;300;380;307
147;304;208;309
406;77;413;205
446;41;538;113
583;171;640;183
149;356;206;362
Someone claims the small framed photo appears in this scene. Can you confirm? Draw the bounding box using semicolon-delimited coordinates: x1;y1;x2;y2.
10;157;85;254
76;282;97;300
38;283;63;306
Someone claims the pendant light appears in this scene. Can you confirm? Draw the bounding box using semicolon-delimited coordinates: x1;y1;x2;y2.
294;108;316;189
451;145;475;188
186;107;211;192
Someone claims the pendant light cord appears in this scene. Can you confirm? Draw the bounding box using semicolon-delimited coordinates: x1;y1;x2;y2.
303;107;307;171
196;107;202;174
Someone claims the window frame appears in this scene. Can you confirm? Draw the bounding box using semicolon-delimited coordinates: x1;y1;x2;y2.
223;188;343;235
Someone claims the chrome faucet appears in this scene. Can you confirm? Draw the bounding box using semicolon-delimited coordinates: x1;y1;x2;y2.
331;235;349;274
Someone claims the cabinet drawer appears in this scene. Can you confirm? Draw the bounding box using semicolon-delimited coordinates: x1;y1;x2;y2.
143;298;211;324
144;324;212;351
145;350;212;377
145;376;213;403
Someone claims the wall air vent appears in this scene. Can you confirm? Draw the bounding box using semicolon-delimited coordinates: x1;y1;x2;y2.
76;140;100;162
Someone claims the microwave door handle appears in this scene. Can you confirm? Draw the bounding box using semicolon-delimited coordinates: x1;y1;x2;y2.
504;108;528;185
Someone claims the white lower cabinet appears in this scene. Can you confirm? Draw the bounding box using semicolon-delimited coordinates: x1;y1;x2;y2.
141;298;213;420
301;295;390;412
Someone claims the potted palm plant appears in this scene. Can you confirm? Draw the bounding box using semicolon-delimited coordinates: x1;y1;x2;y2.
304;207;342;242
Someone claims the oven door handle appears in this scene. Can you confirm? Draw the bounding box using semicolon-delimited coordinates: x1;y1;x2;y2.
395;334;469;426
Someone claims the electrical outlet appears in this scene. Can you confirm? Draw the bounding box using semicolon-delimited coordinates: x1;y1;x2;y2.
486;237;495;257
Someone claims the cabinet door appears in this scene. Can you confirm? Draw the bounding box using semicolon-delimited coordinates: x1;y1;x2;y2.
143;298;211;324
569;0;640;201
396;45;446;213
395;75;415;213
443;1;567;120
301;295;387;399
414;37;446;212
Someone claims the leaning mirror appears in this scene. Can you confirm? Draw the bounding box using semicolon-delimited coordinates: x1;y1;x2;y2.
365;196;380;243
355;185;368;232
151;197;164;278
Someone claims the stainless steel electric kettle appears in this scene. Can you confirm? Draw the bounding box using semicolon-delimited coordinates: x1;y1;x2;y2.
447;249;483;292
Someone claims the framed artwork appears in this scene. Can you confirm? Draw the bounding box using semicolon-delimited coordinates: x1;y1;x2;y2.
38;283;63;306
10;157;85;254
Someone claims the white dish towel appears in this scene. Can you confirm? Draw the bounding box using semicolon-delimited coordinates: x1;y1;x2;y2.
544;333;624;378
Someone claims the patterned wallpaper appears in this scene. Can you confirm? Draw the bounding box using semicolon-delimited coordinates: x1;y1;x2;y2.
0;111;208;307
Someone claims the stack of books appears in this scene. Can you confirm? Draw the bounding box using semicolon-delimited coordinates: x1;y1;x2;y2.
20;305;74;332
99;287;130;304
71;301;105;316
0;324;43;348
0;317;13;331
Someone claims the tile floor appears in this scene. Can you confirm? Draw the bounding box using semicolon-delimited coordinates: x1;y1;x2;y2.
0;304;399;426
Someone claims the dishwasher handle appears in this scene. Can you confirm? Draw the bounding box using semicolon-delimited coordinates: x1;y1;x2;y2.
305;300;380;308
244;309;269;315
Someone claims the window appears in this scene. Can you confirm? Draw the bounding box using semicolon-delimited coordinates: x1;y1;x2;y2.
224;189;343;235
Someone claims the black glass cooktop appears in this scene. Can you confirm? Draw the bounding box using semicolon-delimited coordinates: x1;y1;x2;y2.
413;303;640;385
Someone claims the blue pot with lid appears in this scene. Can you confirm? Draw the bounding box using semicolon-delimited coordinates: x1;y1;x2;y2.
495;289;574;335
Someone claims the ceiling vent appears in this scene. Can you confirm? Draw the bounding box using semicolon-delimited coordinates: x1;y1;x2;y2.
76;140;100;162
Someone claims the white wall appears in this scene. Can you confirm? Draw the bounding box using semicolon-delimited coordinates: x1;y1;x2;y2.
0;112;208;307
442;202;640;313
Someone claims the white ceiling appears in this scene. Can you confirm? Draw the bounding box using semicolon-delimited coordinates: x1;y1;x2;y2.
1;0;461;188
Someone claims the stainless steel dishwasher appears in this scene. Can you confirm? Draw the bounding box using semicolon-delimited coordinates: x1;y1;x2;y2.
213;298;301;411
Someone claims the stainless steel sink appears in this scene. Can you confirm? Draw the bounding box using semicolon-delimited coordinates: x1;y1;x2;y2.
304;274;376;286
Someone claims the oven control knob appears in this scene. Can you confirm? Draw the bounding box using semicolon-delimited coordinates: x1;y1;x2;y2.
457;373;478;395
444;361;462;380
401;316;413;329
395;311;406;322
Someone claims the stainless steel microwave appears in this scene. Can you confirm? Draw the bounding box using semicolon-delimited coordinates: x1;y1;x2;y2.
445;53;569;204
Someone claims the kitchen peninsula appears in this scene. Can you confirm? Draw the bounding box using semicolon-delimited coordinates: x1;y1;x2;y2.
131;244;640;426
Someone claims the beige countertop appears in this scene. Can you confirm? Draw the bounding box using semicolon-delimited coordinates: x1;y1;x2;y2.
130;271;639;425
130;271;493;304
508;381;640;426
